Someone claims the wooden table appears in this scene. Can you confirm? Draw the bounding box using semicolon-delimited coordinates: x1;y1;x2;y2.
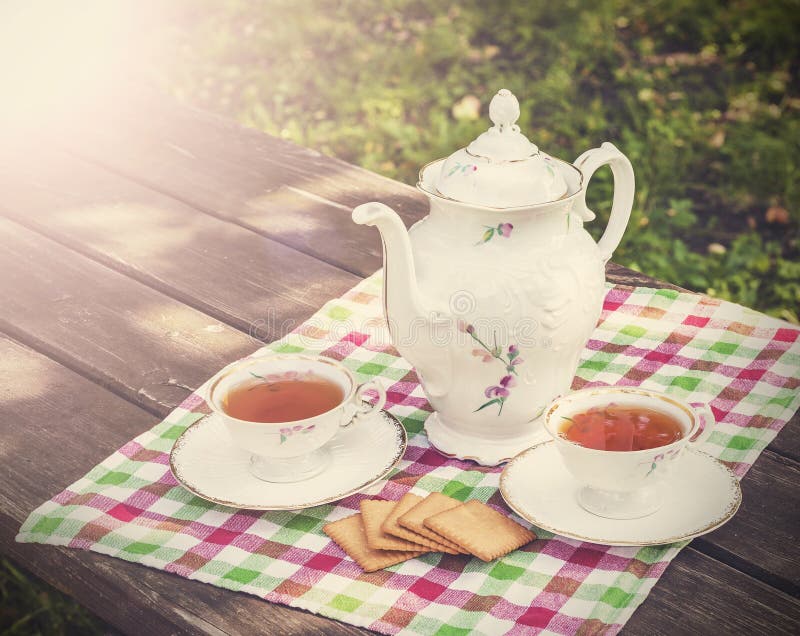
0;88;798;635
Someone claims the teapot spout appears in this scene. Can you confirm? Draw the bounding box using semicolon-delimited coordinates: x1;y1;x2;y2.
353;202;450;395
352;202;426;343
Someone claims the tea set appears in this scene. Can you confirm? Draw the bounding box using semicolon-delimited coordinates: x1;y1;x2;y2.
170;89;741;545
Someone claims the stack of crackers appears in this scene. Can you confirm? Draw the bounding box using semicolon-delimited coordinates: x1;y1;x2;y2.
323;492;536;572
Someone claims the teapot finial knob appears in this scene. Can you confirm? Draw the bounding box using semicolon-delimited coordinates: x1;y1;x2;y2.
489;89;520;131
464;88;537;161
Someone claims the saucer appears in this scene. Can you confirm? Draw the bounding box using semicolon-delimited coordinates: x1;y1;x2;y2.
500;441;741;546
170;409;407;510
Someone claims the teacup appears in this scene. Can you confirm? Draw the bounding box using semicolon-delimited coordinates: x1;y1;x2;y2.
206;354;386;483
543;386;714;519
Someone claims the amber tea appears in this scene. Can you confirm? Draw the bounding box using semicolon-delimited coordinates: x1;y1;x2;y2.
223;373;345;423
559;404;684;451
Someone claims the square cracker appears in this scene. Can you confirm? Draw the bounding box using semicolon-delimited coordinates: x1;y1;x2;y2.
323;513;425;573
424;499;536;562
360;500;431;552
382;493;462;554
398;493;469;554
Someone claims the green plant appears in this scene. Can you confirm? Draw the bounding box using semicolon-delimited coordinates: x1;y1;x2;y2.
0;558;109;635
154;0;799;320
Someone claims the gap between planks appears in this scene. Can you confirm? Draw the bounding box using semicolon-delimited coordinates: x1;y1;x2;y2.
0;206;319;345
692;535;800;599
0;146;363;341
0;322;172;420
61;145;379;279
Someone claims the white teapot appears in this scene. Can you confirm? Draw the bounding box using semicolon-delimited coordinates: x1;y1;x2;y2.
353;89;634;465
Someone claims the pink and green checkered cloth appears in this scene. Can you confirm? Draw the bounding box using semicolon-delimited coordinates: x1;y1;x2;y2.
17;272;800;635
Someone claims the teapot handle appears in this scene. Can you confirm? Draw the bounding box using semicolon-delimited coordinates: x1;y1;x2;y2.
573;142;635;263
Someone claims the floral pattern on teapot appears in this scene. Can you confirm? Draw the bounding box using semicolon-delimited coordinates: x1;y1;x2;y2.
446;161;478;177
459;320;524;414
477;222;514;244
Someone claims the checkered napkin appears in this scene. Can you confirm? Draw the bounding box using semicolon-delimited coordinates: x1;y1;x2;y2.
18;272;800;635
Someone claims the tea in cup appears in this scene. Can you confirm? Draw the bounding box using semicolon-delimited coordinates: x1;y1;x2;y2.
206;354;386;483
543;386;714;519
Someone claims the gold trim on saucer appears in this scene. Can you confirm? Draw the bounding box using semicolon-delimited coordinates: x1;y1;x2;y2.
169;407;408;511
499;441;742;546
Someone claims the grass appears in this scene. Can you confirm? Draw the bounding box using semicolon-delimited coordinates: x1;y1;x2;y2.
154;0;799;321
0;558;109;635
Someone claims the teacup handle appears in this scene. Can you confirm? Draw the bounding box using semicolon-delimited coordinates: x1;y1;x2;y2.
343;380;387;427
688;402;715;447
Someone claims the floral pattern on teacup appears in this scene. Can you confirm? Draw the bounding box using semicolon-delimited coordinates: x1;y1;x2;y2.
279;424;316;444
643;447;681;476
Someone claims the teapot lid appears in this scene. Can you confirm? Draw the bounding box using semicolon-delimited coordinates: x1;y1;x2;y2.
432;89;569;207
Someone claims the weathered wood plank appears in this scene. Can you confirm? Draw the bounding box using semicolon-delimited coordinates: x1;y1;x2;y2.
46;88;407;277
0;336;158;499
627;548;800;635
766;414;800;464
606;262;684;292
0;218;255;416
0;336;362;636
0;147;360;339
693;447;800;592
